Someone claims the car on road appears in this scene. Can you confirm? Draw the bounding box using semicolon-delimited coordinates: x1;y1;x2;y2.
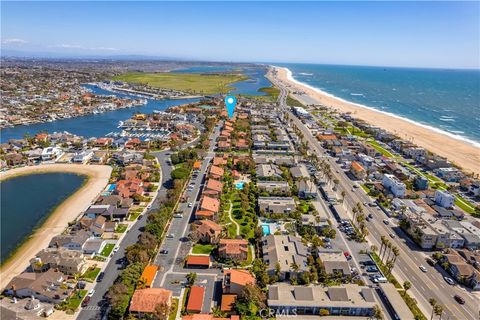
188;202;193;207
383;219;390;225
361;260;376;266
444;277;455;285
166;233;175;238
87;289;95;297
353;184;359;188
419;265;427;273
174;213;183;218
372;276;388;283
366;266;379;273
454;295;465;304
81;296;91;307
160;249;168;254
343;252;351;260
426;257;435;266
96;272;105;283
113;247;119;253
389;233;396;239
368;213;373;219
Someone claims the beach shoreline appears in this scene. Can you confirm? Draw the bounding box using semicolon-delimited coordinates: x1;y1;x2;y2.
0;164;112;290
269;66;480;176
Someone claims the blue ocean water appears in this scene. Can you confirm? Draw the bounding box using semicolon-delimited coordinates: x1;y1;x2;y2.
0;173;86;263
278;63;480;145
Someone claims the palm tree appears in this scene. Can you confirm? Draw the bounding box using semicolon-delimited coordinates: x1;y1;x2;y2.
403;281;412;292
434;304;443;320
379;236;387;258
381;240;391;263
429;298;437;320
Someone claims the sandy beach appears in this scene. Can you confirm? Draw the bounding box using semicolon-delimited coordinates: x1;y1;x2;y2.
0;164;112;289
269;66;480;176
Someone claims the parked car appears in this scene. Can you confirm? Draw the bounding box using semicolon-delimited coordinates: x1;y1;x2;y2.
383;219;390;225
372;276;388;283
96;272;105;283
454;295;465;304
81;296;91;307
426;257;435;266
166;233;175;238
343;252;352;260
113;247;119;253
444;277;455;285
389;233;396;239
188;202;193;207
87;289;95;297
366;266;379;273
419;265;427;273
160;249;168;254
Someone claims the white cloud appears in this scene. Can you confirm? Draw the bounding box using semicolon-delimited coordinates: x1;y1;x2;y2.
49;44;117;51
2;38;27;45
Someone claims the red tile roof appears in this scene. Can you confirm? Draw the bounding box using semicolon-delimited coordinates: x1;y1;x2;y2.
200;196;220;213
206;179;223;193
210;166;225;177
224;269;255;286
186;255;211;266
129;288;172;313
186;286;205;312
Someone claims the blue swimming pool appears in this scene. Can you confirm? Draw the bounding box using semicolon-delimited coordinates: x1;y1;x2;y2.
235;182;245;190
261;224;271;236
106;184;116;192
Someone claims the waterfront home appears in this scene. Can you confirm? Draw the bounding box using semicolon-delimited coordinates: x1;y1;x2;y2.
317;250;351;276
41;147;62;161
84;204;129;221
129;288;172;316
434;189;455;208
4;153;24;166
0;297;54;319
258;197;295;215
194;220;223;244
4;269;73;304
267;283;376;317
72;150;93;164
95;194;132;208
49;229;92;251
115;178;144;199
218;239;249;261
261;235;308;280
30;248;87;275
83;238;107;255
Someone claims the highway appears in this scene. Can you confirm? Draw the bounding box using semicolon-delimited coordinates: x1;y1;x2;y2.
272;75;479;320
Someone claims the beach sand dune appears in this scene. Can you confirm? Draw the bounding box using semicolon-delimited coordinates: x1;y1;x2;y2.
0;164;112;289
270;67;480;176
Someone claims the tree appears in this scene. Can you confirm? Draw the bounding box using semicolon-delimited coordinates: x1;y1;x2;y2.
153;300;170;320
429;298;437;320
319;309;330;316
434;304;443;320
403;281;412;292
186;272;197;286
373;305;384;319
290;262;299;273
234;284;266;317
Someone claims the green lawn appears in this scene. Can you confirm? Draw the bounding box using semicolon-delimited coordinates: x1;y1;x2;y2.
100;243;115;257
81;267;101;282
192;244;215;255
115;224;128;233
128;208;144;221
367;140;396;158
169;298;179;320
112;72;248;95
360;184;371;194
63;289;87;311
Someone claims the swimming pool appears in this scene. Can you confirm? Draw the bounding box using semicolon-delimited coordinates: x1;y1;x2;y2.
106;183;116;192
235;181;245;190
261;224;271;236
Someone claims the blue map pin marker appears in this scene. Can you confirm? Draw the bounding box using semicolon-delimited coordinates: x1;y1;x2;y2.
225;95;237;119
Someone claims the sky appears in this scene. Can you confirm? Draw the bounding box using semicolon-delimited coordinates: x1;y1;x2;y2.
1;1;479;69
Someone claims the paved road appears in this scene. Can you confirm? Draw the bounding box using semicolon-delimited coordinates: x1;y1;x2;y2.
272;75;479;320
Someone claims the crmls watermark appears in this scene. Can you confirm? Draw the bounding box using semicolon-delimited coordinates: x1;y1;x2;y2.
259;308;298;318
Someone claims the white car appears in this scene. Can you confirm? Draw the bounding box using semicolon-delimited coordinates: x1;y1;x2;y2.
188;202;193;208
444;276;455;285
166;233;175;238
113;247;119;253
87;289;95;297
419;265;427;273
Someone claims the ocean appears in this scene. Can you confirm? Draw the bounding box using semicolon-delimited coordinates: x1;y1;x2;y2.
277;63;480;146
0;172;86;263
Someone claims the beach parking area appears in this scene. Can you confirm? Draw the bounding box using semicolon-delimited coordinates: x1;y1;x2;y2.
0;164;112;289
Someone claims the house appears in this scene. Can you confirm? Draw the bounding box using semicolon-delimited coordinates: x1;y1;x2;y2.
218;239;249;261
258;197;296;215
72;150;93;164
129;288;172;315
350;161;367;180
223;269;255;295
198;196;220;219
49;230;92;251
209;165;224;180
257;181;290;196
267;283;376;317
84;204;129;220
296;180;317;199
213;156;228;166
30;248;87;275
414;176;429;190
301;214;330;232
195;220;223;244
434;189;455;208
140;265;159;288
4;153;24;166
91;150;109;164
262;235;308;280
95;137;113;147
89;215;106;236
185;256;211;269
221;294;237;314
41;147;62;161
186;286;205;313
204;179;223;197
290;164;310;180
441;250;480;290
83;238;107;255
4;269;73;304
0;297;54;319
318;250;351;276
256;164;282;179
382;174;406;198
115;178;144;199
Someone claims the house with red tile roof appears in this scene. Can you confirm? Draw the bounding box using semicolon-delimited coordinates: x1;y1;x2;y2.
95;137;113;147
186;255;211;269
182;315;239;320
218;239;248;261
204;179;223;197
129;288;172;315
223;269;255;295
186;286;205;313
115;178;144;198
125;138;141;149
195;220;223;244
350;161;367;180
198;196;220;219
235;139;249;150
213;156;227;166
217;141;231;151
209;166;224;180
220;294;237;314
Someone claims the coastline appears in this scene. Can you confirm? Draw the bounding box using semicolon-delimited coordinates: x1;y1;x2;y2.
269;66;480;176
0;164;112;290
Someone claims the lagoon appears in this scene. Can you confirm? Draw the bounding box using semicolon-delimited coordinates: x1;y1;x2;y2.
0;172;86;263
